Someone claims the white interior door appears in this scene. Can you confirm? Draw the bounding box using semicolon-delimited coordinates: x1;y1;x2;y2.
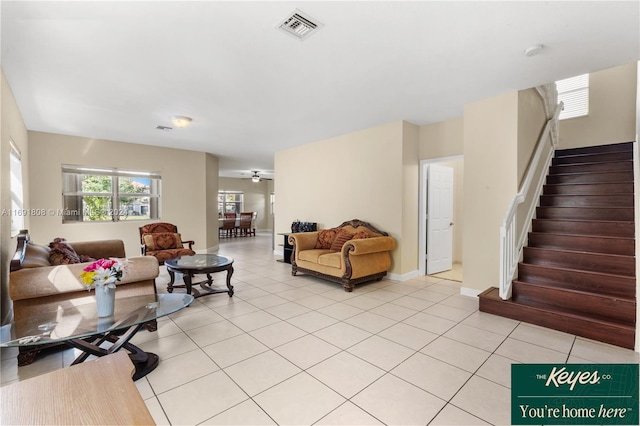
426;164;454;274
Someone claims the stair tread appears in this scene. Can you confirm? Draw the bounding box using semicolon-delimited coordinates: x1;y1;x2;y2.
524;246;635;258
518;261;636;280
479;288;635;329
512;279;636;303
533;218;634;224
528;232;634;241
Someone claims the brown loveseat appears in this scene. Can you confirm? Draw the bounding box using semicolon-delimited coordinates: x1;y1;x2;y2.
9;230;159;366
289;219;396;292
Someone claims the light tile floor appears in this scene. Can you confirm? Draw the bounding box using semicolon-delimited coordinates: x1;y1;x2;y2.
1;232;638;425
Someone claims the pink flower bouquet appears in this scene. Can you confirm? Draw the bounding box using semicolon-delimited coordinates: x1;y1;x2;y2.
79;258;128;291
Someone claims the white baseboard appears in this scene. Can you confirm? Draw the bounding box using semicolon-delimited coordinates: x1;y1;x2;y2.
389;270;419;282
460;286;482;298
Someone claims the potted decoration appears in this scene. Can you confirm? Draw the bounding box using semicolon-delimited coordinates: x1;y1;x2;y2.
79;258;128;317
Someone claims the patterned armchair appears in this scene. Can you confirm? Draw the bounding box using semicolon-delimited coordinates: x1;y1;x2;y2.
139;222;195;264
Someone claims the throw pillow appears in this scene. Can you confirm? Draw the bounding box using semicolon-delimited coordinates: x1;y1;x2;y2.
330;229;353;252
315;228;337;249
143;233;184;251
48;238;82;265
351;230;371;240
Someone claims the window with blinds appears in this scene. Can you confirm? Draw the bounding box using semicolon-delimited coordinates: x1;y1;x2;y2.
556;74;589;120
62;165;161;223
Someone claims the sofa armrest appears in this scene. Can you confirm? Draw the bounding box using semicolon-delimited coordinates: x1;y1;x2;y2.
342;236;396;255
71;240;126;259
288;232;318;251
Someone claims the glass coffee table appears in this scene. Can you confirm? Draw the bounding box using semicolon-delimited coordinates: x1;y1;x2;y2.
165;254;234;298
0;293;194;380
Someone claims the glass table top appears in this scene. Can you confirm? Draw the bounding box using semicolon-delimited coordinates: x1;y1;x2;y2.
165;254;234;269
0;293;194;347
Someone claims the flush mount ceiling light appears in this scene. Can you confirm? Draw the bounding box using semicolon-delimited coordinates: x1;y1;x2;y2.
277;9;323;40
171;116;192;128
524;44;544;57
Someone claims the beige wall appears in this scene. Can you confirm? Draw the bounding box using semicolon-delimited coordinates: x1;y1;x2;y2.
463;91;519;294
205;153;220;249
27;131;218;257
274;121;414;276
518;88;547;185
559;62;637;149
1;70;29;323
218;176;273;231
400;121;420;275
419;117;464;159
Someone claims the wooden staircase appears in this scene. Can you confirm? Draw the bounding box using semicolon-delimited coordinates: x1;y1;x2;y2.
479;142;636;349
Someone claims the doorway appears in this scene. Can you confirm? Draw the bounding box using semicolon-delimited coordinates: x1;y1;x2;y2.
419;156;464;280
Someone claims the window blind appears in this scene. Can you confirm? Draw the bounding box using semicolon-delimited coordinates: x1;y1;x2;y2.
556;74;589;120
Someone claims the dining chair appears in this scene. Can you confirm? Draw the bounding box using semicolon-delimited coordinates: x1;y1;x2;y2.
238;212;255;236
221;213;237;238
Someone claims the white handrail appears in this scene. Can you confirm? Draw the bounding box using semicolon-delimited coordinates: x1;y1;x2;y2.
499;102;562;300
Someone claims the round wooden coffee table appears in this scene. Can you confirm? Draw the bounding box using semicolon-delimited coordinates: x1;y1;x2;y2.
165;254;234;298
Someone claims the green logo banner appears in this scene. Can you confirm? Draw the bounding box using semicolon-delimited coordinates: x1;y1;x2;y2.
512;364;639;425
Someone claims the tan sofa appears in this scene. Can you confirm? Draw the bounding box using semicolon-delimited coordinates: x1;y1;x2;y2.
9;230;159;366
289;219;396;292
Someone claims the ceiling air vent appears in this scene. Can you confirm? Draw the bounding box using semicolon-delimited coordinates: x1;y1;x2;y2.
277;10;323;40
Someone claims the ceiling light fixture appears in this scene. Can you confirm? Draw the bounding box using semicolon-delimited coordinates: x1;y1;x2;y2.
251;171;261;183
171;116;192;128
524;44;544;57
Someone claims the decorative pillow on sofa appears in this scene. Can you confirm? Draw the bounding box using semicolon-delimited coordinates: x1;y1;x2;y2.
48;238;81;265
330;229;353;252
143;233;184;251
315;229;337;249
22;243;52;268
351;230;371;240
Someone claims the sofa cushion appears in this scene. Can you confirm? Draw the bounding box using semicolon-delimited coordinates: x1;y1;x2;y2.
143;233;184;250
315;229;337;249
330;229;353;251
298;249;333;263
146;248;195;263
318;252;341;269
22;244;51;268
48;238;81;265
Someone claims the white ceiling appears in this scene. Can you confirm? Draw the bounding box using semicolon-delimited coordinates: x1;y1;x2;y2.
2;1;639;179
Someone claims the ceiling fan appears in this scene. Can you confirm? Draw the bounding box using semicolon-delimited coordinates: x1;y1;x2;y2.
249;171;272;183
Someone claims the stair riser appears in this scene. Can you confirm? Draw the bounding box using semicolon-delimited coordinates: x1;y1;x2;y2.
479;291;635;349
552;151;632;165
549;161;633;175
547;172;633;184
527;233;634;255
556;142;633;157
539;195;633;207
523;247;635;276
512;282;636;325
543;183;634;195
537;207;635;221
517;263;635;298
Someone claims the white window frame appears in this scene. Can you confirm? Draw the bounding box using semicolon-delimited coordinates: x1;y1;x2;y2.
61;165;161;223
218;191;244;215
557;73;589;120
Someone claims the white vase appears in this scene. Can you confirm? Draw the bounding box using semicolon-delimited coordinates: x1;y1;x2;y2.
95;286;116;317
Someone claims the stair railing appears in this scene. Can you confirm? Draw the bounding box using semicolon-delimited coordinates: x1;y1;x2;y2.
499;99;563;300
